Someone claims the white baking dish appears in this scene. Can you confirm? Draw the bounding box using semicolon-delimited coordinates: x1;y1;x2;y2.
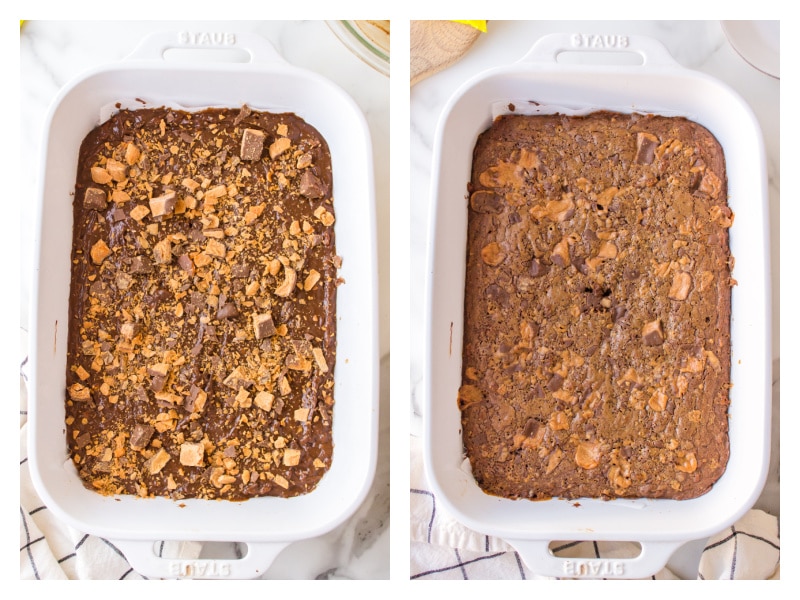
424;33;771;579
28;32;378;579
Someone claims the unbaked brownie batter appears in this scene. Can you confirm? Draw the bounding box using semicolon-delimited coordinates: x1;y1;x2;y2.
65;105;339;500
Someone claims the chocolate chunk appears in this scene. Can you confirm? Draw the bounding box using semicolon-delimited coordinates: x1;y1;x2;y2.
188;227;205;243
469;190;503;213
642;319;665;346
551;252;568;268
184;385;205;413
93;461;112;473
231;263;251;278
240;128;266;161
571;255;588;275
189;291;205;308
522;418;541;438
233;104;252;127
83;187;108;210
634;132;659;165
252;312;277;339
299;171;326;199
75;432;92;449
547;373;564;391
216;302;239;319
529;258;548;278
291;339;313;357
151;374;167;393
89;280;109;301
688;170;702;192
611;305;628;323
135;386;149;404
177;254;194;274
143;287;171;308
623;267;640;280
485;283;509;305
280;301;294;323
130;423;155;450
112;207;127;222
129;255;153;274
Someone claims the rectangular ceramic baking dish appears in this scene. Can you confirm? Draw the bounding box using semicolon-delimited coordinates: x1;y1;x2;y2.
28;31;378;580
423;33;771;579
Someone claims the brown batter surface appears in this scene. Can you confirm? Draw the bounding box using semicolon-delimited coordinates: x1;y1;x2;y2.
65;105;339;500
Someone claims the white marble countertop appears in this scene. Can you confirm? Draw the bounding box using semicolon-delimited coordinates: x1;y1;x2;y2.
19;20;389;580
410;19;780;578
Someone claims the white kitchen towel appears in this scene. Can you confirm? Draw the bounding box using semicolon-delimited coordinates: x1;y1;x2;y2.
410;434;779;580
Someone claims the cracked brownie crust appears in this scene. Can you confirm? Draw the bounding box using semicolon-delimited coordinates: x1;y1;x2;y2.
460;112;733;500
65;106;339;500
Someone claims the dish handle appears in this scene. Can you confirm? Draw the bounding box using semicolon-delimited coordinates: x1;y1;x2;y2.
507;538;684;580
518;32;681;69
114;539;289;580
124;31;286;65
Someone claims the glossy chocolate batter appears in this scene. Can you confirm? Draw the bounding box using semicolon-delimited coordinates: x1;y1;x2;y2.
460;112;732;501
65;106;338;500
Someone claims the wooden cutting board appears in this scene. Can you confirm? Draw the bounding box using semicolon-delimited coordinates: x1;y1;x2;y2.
411;20;483;86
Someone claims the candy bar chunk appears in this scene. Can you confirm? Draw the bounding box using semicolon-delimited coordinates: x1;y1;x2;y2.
634;132;659;165
252;312;277;339
223;366;254;389
83;187;108;210
184;385;207;414
130;423;155;450
283;448;301;467
240;128;266;161
642;319;665;346
269;137;291;159
180;442;205;467
106;158;128;182
90;239;112;265
216;301;239;319
146;448;171;474
299;171;326;199
149;190;177;217
129;255;153;274
254;390;275;412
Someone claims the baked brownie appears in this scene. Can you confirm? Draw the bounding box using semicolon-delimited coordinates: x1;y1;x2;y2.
459;112;732;500
65;106;339;500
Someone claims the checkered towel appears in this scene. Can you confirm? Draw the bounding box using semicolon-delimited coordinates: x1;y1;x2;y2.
19;329;203;580
20;416;203;579
409;434;779;580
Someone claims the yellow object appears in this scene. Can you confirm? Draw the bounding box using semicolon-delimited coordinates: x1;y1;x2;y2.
451;20;487;33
